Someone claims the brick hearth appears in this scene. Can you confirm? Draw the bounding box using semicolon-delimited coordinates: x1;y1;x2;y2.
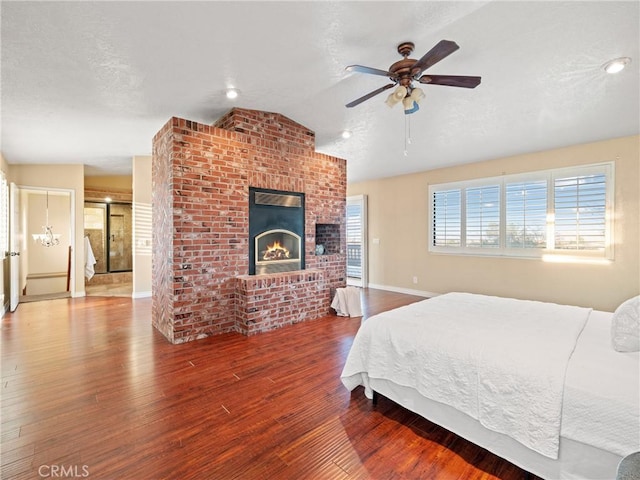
152;108;347;343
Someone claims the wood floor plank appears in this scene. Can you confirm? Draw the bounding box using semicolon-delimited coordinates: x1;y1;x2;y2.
1;290;542;479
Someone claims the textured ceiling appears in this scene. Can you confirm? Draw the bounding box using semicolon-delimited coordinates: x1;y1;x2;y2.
1;1;638;183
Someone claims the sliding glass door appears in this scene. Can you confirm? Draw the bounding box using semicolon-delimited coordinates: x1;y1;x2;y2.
346;195;367;287
84;202;132;273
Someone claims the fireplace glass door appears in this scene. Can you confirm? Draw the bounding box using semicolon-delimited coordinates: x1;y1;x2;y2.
255;229;301;275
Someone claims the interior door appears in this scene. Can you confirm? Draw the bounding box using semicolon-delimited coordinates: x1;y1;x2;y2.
0;172;8;313
9;183;20;311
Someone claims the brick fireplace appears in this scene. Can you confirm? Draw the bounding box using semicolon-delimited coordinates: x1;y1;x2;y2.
152;108;347;343
249;187;305;275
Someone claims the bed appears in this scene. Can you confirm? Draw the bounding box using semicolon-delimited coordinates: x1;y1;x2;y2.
340;292;640;480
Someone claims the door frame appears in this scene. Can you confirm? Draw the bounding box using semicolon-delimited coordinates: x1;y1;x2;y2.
10;185;76;310
346;194;368;288
0;172;8;314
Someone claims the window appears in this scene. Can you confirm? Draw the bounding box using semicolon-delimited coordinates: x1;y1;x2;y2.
553;173;607;251
346;202;362;279
466;185;500;248
432;190;461;247
429;162;614;260
506;180;547;249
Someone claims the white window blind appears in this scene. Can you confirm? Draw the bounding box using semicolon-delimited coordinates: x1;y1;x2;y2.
466;185;500;248
554;173;607;251
432;189;461;247
428;162;613;260
506;180;547;248
346;203;362;244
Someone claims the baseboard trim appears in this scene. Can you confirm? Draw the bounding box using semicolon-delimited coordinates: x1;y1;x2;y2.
132;291;152;299
367;283;440;298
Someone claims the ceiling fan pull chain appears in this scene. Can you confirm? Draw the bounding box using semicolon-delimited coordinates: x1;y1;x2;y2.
404;116;411;156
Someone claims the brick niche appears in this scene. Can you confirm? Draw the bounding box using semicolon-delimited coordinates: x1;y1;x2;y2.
152;108;347;343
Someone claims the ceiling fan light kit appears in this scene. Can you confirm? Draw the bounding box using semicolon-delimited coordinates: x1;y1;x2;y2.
403;97;419;114
385;85;407;107
402;87;425;114
345;40;481;112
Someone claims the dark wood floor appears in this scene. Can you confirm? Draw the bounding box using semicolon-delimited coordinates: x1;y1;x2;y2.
1;289;538;479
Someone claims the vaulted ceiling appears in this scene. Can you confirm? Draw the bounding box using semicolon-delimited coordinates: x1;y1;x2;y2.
1;1;638;183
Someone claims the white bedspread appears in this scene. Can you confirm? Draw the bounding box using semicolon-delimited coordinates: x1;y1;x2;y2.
341;292;591;459
561;310;640;456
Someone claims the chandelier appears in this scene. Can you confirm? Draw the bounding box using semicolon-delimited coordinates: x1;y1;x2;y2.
32;191;61;247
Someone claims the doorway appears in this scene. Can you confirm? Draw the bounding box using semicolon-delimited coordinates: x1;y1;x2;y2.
84;202;132;274
18;188;73;303
346;194;368;287
84;201;133;297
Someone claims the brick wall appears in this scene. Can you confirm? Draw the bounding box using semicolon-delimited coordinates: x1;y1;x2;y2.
152;108;347;343
235;270;326;335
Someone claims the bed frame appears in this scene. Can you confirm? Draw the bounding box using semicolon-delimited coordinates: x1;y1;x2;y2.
368;381;622;480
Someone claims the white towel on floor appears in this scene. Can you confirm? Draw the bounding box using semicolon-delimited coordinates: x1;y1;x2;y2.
331;287;363;317
84;236;96;280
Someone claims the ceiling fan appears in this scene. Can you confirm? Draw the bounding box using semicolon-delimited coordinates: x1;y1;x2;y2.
345;40;481;112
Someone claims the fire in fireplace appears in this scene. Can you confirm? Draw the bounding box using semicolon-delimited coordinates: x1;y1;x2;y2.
255;229;301;275
249;188;305;275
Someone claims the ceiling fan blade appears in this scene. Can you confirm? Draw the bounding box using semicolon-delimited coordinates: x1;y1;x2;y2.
345;83;395;108
418;74;481;88
346;65;394;77
411;40;460;76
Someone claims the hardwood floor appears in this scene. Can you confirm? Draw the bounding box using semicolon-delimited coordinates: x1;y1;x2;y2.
1;289;538;479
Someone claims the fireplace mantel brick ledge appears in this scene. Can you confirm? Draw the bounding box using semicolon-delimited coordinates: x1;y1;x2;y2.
235;269;326;335
152;108;346;343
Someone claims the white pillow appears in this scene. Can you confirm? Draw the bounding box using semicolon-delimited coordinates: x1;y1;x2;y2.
611;295;640;352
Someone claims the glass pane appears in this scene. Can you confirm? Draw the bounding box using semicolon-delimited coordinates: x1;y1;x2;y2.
84;203;107;274
346;203;362;279
432;189;461;247
466;185;500;248
109;204;133;271
554;174;606;250
506;180;547;248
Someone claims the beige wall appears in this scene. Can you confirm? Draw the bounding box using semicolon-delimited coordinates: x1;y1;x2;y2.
132;156;152;297
84;175;132;190
348;135;640;312
8;164;86;296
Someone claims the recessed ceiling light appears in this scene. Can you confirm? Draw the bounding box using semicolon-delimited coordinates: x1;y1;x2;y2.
105;197;112;203
226;88;239;99
603;57;631;74
341;130;352;139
